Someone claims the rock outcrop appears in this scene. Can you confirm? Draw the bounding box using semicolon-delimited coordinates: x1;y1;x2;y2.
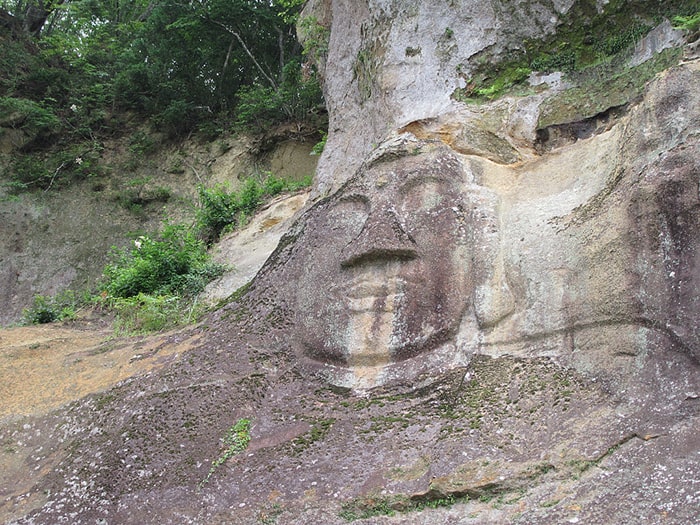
1;1;699;524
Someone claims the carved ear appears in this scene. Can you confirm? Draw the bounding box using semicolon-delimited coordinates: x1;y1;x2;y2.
474;265;515;328
463;185;515;328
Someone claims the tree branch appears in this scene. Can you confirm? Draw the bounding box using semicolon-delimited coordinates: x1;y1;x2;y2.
208;18;278;90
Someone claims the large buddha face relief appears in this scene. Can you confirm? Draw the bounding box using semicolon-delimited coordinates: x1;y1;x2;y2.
294;143;495;387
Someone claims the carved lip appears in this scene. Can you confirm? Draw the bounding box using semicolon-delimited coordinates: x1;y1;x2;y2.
347;294;400;313
343;278;405;312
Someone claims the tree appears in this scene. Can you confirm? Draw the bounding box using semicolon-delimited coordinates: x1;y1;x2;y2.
2;0;323;143
0;0;66;36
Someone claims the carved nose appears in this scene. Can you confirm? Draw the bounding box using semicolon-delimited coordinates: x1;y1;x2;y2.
341;207;418;267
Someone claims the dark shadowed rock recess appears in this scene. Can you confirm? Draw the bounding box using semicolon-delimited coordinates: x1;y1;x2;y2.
1;1;699;524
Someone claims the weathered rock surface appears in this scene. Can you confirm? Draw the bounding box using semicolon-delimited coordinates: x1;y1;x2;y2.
2;2;699;524
201;191;309;307
0;138;317;326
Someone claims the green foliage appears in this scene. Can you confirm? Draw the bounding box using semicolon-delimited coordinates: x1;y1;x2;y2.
128;131;157;156
4;141;104;192
299;15;331;63
673;12;700;32
235;61;324;131
0;97;60;142
530;49;577;73
473;67;531;99
154;100;198;139
21;291;80;325
102;223;224;299
339;498;396;521
453;0;693;103
97;221;226;333
201;418;252;486
274;0;307;24
594;23;652;57
1;0;327;185
196;173;312;244
108;293;187;333
311;131;327;156
7;154;50;190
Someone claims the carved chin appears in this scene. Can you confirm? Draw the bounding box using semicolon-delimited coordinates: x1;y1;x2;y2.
299;304;460;368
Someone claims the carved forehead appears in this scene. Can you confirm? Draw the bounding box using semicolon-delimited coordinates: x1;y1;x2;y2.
351;145;467;192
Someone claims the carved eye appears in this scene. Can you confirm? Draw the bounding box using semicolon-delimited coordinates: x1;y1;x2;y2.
400;177;446;213
326;196;369;237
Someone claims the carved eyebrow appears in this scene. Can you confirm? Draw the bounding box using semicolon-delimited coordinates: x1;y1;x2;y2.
333;193;369;205
398;173;450;194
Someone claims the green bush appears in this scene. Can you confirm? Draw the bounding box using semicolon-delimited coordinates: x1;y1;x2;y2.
102;222;224;298
155;99;198;138
99;221;226;334
196;173;312;244
0;97;60;144
109;293;185;333
8;155;50;190
311;131;327;156
22;291;80;325
128;130;157;156
673;12;700;32
234;61;324;131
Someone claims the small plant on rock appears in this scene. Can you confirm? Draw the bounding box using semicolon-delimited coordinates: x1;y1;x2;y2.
200;418;252;487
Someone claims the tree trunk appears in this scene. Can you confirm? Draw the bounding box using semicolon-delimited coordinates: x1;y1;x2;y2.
22;0;65;37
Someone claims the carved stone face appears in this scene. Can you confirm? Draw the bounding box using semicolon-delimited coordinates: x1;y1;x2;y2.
294;145;483;375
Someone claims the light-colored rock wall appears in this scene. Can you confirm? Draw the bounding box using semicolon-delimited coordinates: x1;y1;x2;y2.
288;0;699;392
263;59;699;391
306;0;580;194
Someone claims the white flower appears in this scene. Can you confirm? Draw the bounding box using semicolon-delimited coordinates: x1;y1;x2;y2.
75;157;83;165
70;104;78;112
134;236;146;250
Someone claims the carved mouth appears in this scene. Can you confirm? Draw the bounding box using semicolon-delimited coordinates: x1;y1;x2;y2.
343;278;405;312
346;281;391;298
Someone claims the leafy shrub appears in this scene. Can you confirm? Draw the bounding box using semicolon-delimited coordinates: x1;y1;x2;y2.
113;63;153;112
22;291;79;325
20;67;72;104
102;222;224;298
155;99;198;138
128;130;156;156
299;15;330;64
196;173;312;244
311;131;327;155
98;221;226;334
109;293;184;333
673;12;700;33
234;61;324;131
8;155;50;190
7;143;103;192
0;97;60;145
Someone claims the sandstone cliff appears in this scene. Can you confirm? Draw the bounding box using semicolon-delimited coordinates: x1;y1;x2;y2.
1;1;699;524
